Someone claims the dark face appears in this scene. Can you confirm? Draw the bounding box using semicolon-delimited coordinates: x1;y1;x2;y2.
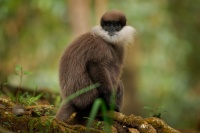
101;21;124;36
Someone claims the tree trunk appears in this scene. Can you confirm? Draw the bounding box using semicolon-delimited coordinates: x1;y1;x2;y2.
68;0;91;38
94;0;108;24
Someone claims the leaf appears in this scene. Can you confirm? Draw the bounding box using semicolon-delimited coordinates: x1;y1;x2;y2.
15;65;22;72
33;93;43;101
143;106;154;111
96;121;102;127
24;71;32;75
14;72;19;75
61;83;101;106
3;83;7;85
157;106;166;110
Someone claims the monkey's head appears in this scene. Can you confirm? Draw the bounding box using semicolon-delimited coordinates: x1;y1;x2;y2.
100;10;126;36
91;10;136;45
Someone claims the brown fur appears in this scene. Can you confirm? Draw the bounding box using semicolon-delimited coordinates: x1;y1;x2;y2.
100;10;126;26
56;11;128;121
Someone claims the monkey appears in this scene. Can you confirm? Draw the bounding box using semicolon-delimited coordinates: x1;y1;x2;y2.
55;10;136;122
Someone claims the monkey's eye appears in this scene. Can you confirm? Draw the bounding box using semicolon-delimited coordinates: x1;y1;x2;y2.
102;21;123;32
114;22;122;31
102;22;110;31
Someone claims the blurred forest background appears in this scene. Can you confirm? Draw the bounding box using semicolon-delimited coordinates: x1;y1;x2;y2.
0;0;200;131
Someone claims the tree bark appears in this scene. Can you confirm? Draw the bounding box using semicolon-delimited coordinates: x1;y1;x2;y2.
94;0;108;24
0;98;181;133
68;0;91;38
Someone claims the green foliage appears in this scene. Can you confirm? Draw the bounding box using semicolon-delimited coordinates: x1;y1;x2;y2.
9;65;42;106
96;121;102;128
0;0;70;89
0;82;7;88
28;117;55;133
14;65;32;88
86;98;112;133
109;0;200;129
8;90;42;106
14;65;32;103
45;116;55;132
143;106;166;118
54;95;61;108
86;91;117;132
0;82;7;96
18;92;43;106
60;83;116;132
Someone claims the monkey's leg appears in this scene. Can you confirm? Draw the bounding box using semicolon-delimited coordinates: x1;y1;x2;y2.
87;61;113;108
115;80;124;111
55;102;75;121
71;88;98;110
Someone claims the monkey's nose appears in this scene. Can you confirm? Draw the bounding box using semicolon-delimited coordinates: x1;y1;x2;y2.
108;32;115;36
107;26;115;36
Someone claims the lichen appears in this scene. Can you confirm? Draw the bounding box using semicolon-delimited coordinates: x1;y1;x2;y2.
0;98;181;133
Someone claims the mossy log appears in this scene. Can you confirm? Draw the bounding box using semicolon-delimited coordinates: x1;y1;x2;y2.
1;85;59;104
145;117;181;133
0;98;102;133
0;98;181;133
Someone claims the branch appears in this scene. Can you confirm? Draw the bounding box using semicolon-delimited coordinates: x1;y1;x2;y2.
0;98;181;133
